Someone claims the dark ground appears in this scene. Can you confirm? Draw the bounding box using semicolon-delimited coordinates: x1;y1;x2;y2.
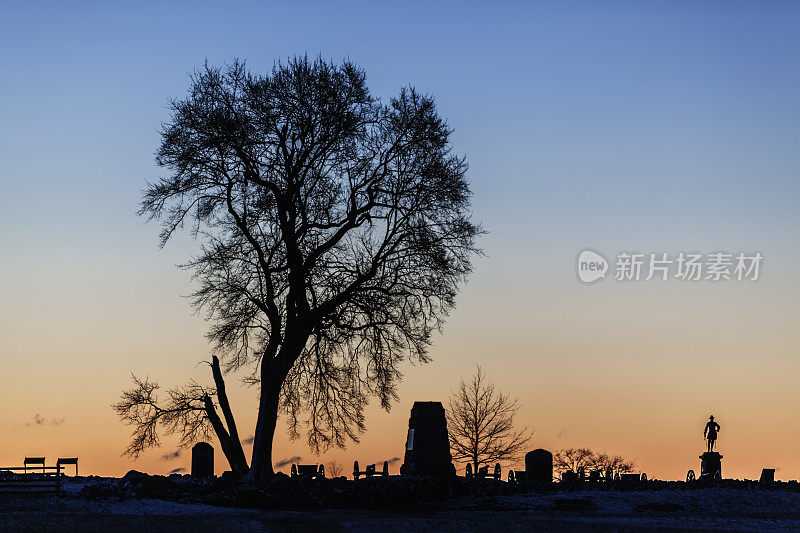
4;476;800;531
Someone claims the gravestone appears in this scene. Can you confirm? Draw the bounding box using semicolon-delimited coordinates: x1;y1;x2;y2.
760;468;775;483
700;451;722;478
525;448;553;484
191;442;214;477
400;401;455;476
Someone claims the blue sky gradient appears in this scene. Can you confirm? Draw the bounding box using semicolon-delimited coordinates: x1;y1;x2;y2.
1;1;798;478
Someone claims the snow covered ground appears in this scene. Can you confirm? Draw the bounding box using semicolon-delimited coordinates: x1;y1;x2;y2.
4;482;800;531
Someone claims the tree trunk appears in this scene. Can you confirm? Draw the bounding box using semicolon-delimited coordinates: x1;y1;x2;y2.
246;334;307;484
247;384;280;483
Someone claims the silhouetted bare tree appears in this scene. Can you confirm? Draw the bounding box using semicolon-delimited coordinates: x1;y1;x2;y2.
326;459;343;478
599;453;637;476
553;447;636;478
114;56;481;482
447;367;532;474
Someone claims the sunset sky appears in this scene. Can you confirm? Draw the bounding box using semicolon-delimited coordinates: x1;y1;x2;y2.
2;1;799;481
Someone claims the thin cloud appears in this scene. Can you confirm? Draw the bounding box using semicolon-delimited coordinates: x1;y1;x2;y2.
161;450;181;460
169;467;186;474
387;457;401;465
25;414;65;427
556;428;567;439
274;456;302;469
241;435;255;445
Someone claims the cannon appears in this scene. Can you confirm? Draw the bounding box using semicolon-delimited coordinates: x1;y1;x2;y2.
353;460;389;480
688;468;721;486
507;470;526;484
465;463;501;480
290;463;325;479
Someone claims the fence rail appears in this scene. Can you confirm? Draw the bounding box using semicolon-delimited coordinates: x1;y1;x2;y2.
0;465;62;495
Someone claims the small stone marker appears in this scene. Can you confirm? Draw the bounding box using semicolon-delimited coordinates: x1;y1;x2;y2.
191;442;214;477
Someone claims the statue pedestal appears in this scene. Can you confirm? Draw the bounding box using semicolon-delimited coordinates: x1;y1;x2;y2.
700;451;722;478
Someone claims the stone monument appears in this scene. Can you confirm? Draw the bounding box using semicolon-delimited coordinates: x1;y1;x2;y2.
191;442;214;477
400;401;456;476
525;448;553;484
700;451;722;478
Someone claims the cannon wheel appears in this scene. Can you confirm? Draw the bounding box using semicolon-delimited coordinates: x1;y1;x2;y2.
466;463;473;478
494;463;501;480
641;473;647;481
686;470;695;482
291;464;298;478
318;463;325;478
353;461;360;480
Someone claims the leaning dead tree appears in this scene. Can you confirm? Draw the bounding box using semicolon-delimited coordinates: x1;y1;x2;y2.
114;56;481;482
114;357;249;477
447;367;532;474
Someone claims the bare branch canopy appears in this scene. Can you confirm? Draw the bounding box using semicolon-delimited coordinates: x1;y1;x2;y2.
116;56;482;482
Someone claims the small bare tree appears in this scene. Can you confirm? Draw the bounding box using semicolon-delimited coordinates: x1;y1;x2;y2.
553;447;595;475
599;453;636;476
447;367;532;474
326;459;343;478
553;447;636;478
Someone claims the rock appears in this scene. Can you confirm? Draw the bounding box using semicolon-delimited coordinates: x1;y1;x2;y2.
123;472;178;499
122;470;148;481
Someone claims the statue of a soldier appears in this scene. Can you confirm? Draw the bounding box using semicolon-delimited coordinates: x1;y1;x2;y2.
704;415;720;452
